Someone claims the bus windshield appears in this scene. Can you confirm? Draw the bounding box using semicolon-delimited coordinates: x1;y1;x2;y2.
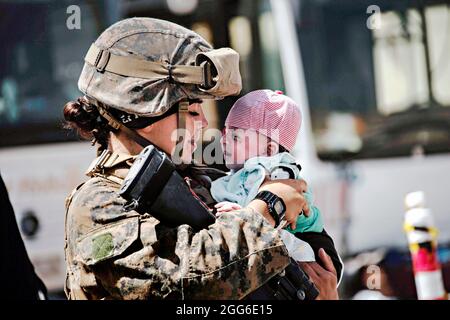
0;0;113;147
293;0;450;161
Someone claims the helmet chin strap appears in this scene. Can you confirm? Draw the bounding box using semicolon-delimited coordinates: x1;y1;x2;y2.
96;99;192;165
97;106;152;148
175;99;190;166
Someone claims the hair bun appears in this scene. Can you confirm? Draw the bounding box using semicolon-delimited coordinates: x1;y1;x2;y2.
63;96;110;149
63;97;101;138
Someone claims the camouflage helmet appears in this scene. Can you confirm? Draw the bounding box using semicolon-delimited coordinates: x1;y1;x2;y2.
78;17;241;117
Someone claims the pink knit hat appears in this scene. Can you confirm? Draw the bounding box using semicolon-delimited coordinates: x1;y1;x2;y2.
225;89;302;151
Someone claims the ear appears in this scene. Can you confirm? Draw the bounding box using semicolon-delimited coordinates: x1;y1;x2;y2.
267;141;279;156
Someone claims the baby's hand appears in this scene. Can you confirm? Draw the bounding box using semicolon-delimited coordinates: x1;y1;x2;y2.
214;201;242;215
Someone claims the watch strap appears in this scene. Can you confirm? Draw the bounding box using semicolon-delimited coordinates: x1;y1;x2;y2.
255;191;285;227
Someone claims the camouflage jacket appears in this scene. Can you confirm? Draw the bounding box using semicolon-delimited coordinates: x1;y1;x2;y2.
64;151;290;300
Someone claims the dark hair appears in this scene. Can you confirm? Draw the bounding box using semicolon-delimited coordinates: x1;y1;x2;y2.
267;138;289;154
63;96;110;150
278;144;288;153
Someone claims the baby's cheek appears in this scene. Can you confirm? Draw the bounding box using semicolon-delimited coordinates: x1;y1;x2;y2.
240;142;247;154
230;140;239;154
246;142;261;159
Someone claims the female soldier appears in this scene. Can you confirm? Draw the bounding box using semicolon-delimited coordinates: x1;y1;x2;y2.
63;17;339;300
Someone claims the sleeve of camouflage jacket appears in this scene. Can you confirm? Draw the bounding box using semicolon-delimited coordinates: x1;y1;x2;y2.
66;177;290;300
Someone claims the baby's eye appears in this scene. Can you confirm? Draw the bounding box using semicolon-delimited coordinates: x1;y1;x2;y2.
189;111;200;116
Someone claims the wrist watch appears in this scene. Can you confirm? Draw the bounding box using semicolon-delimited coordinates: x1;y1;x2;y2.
254;191;286;227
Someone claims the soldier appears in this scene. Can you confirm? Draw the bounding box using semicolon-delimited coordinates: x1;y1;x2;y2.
1;173;47;300
63;17;339;300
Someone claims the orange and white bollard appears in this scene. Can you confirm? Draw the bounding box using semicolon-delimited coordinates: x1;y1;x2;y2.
404;191;447;300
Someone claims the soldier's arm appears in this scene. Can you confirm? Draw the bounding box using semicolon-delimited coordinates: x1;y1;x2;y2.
69;180;290;300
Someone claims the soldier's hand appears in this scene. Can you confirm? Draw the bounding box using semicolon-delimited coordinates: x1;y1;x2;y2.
298;249;339;300
249;179;309;229
260;179;309;230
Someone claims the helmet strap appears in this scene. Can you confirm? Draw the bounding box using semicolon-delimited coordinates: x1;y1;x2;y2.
96;99;194;166
175;99;190;167
97;106;152;148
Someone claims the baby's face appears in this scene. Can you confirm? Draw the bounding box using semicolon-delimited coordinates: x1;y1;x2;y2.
221;126;271;170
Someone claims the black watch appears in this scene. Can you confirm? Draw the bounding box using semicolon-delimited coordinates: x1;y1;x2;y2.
254;191;286;227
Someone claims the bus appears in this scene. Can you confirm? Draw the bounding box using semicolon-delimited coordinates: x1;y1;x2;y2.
1;0;449;297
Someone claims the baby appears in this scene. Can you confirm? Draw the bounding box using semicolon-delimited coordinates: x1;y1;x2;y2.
211;89;323;261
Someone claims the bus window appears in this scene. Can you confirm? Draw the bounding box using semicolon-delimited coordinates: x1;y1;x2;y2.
227;0;285;95
0;0;112;148
192;21;214;45
257;7;285;92
293;0;450;160
427;5;450;105
374;9;430;115
374;5;450;113
229;16;253;92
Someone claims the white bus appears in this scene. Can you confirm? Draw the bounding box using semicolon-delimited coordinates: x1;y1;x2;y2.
1;0;449;297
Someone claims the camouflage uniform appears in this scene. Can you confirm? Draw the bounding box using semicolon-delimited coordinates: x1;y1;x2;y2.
64;153;290;299
64;18;290;299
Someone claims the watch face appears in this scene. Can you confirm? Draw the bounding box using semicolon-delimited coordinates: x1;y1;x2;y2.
274;200;284;215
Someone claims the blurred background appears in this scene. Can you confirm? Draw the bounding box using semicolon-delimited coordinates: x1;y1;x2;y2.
0;0;449;299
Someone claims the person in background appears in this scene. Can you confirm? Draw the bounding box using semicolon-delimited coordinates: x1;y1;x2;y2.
1;172;47;300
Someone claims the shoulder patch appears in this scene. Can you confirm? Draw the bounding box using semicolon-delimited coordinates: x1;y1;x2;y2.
77;217;139;265
92;233;114;261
